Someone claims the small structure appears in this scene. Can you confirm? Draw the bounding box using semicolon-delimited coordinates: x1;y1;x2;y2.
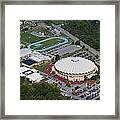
54;28;61;36
20;43;25;49
22;59;38;67
31;31;45;37
20;66;43;83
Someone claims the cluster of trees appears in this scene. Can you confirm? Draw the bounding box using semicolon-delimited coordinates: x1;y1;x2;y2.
51;54;61;64
75;40;80;46
91;74;100;80
22;27;29;31
62;20;100;51
20;78;69;100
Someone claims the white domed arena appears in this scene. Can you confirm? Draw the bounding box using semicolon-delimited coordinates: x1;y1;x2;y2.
52;57;98;82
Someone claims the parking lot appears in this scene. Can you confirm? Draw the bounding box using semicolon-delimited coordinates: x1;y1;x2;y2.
73;51;100;65
46;75;100;100
44;43;100;65
45;44;81;57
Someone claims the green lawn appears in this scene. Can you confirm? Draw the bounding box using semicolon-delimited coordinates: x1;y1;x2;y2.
31;38;61;50
61;33;74;44
33;27;53;36
20;31;46;43
20;26;52;43
38;62;49;72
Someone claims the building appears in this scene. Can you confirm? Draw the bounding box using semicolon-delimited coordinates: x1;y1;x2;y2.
26;73;44;83
21;52;51;67
31;31;45;37
52;57;98;82
29;52;51;63
20;48;32;60
22;59;38;67
53;28;61;36
20;66;43;83
20;66;38;76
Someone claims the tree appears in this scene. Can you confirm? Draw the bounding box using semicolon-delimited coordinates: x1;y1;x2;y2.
75;40;80;45
20;78;70;100
96;79;100;84
51;57;55;63
55;54;60;61
71;41;74;45
91;74;100;80
86;48;89;51
61;20;100;51
95;54;99;59
22;27;28;32
35;22;38;26
51;71;55;74
82;45;85;49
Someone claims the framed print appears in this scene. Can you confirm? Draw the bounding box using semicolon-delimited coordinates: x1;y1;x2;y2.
0;0;119;119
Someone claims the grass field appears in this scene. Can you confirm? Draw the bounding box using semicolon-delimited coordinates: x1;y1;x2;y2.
60;33;74;44
33;27;53;36
20;27;52;43
20;31;46;43
38;62;49;72
31;38;61;50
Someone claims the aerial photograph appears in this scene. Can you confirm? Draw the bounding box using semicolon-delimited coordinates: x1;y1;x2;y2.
20;20;100;100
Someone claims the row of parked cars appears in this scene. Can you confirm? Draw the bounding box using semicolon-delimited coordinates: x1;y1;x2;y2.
73;84;100;100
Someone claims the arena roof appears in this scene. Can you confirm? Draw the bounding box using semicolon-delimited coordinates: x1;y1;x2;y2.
54;57;97;74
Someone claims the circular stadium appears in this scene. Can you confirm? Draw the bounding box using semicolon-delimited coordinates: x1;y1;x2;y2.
52;57;98;82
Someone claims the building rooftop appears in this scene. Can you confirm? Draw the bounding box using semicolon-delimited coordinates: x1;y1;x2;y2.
29;53;51;62
22;59;37;66
26;73;43;81
20;48;32;58
20;66;30;73
54;57;97;74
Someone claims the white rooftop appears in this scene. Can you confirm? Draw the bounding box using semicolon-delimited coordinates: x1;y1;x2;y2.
20;67;38;74
20;67;30;74
29;53;51;62
26;73;43;81
54;57;97;74
20;48;32;58
20;73;26;77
